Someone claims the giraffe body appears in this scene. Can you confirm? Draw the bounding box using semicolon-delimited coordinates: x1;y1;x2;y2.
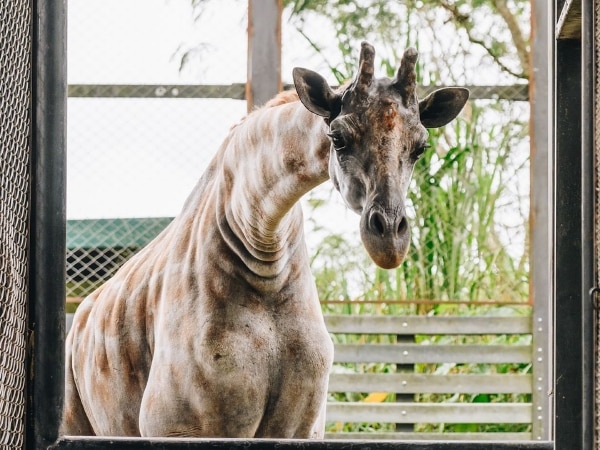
63;43;468;438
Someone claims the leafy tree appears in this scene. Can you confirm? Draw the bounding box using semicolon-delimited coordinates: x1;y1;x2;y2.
185;1;530;83
283;0;530;83
284;1;532;305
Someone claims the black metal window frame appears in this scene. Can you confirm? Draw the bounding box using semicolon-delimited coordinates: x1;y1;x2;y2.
552;0;595;449
27;0;595;449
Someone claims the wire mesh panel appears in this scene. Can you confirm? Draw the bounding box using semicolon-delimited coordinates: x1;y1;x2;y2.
67;218;173;298
0;1;32;448
66;0;247;300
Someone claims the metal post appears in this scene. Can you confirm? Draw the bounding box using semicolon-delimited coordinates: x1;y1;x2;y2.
247;0;282;111
552;0;592;447
27;0;67;448
530;0;552;441
553;36;584;449
580;0;596;445
395;333;414;433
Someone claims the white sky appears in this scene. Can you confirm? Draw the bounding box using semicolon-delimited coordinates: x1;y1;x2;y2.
67;0;336;85
68;0;245;84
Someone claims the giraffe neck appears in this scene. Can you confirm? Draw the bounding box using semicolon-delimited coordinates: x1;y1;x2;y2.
216;100;330;279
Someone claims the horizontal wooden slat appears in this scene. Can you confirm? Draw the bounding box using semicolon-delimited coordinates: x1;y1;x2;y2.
326;402;532;424
324;315;531;335
324;432;533;441
334;344;532;364
328;373;532;394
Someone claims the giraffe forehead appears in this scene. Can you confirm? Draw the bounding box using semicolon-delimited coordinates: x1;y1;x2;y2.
375;100;401;131
333;84;425;142
359;101;423;138
332;108;422;144
346;87;418;122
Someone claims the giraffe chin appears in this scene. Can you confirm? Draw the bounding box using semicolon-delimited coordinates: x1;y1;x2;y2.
360;231;410;270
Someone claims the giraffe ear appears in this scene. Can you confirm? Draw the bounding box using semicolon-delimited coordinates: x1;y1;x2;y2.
419;87;469;128
293;68;341;118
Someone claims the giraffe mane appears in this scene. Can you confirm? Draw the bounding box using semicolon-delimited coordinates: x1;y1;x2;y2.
230;89;301;130
263;89;300;108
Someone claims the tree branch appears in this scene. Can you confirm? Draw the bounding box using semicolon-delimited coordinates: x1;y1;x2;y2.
293;24;347;83
490;0;530;79
438;0;528;80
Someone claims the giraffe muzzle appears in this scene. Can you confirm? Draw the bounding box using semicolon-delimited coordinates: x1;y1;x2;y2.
360;204;410;269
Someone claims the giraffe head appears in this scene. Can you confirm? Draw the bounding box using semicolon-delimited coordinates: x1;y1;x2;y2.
293;42;469;269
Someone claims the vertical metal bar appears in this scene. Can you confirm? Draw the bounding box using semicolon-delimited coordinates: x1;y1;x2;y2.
593;1;600;444
553;2;584;447
581;0;596;446
530;0;552;441
27;0;67;448
247;0;282;111
394;333;414;433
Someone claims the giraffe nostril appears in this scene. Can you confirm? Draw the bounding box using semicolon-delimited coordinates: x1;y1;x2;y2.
397;216;408;235
367;208;408;237
369;211;386;236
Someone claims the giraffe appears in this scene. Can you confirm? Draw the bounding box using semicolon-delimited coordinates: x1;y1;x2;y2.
62;42;468;438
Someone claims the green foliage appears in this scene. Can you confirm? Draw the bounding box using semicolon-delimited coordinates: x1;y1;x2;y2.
398;100;529;305
288;0;531;307
310;234;368;301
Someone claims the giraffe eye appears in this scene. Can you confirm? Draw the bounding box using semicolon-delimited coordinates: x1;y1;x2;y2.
327;132;346;151
411;144;430;160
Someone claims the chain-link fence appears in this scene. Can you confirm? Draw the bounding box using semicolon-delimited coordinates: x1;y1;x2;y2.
66;0;248;300
66;1;531;302
0;1;31;447
65;93;246;299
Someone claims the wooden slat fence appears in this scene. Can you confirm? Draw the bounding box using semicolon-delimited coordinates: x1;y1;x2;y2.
323;314;534;441
64;312;534;441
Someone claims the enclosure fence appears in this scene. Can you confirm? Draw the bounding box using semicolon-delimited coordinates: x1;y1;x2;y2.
0;1;32;448
0;0;594;448
63;79;541;440
65;84;529;301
